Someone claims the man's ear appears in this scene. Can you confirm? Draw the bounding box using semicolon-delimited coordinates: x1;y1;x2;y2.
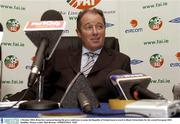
76;29;81;38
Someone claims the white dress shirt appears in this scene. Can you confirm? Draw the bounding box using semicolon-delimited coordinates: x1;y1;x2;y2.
80;47;102;72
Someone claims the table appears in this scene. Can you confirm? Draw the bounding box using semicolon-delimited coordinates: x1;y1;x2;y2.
0;103;125;118
1;102;180;118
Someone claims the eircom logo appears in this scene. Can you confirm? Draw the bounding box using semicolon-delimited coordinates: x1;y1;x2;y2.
67;0;101;9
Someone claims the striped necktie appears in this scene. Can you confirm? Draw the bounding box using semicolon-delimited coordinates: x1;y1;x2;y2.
81;52;96;77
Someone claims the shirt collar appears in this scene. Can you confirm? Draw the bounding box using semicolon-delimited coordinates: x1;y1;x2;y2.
82;46;102;55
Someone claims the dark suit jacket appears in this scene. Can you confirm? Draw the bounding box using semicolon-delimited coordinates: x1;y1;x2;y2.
8;47;131;102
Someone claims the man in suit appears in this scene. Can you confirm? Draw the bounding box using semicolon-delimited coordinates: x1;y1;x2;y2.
8;8;131;102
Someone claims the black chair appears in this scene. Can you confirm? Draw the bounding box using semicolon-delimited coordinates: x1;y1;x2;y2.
57;36;120;52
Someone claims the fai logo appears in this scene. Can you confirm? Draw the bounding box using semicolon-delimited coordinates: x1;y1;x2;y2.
67;0;101;9
150;54;164;68
4;55;19;69
6;19;20;32
149;17;163;30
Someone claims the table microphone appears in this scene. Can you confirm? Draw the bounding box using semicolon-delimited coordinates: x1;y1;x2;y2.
172;83;180;100
109;69;162;100
0;22;3;93
0;22;3;44
25;9;64;87
78;92;92;113
19;9;64;110
131;84;162;100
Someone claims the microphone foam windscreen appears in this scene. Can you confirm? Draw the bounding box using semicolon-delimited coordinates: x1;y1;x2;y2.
60;74;100;108
172;83;180;100
41;10;63;21
109;70;151;99
0;23;3;31
107;69;129;82
25;9;64;58
0;23;3;45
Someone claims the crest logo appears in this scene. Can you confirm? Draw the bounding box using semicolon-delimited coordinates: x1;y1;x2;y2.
67;0;101;9
6;19;20;32
4;55;19;69
149;17;163;30
150;54;164;68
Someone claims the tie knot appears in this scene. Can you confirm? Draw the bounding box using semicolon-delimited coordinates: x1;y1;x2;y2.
86;52;96;58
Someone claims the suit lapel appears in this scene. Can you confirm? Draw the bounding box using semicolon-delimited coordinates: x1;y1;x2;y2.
68;49;82;73
90;48;113;74
67;48;113;74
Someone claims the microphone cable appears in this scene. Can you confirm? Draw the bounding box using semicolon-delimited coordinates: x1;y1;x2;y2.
0;88;29;111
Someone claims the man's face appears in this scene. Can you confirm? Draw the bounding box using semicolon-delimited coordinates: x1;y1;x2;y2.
76;12;105;51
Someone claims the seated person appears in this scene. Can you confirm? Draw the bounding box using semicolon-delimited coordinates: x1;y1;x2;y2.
8;8;132;102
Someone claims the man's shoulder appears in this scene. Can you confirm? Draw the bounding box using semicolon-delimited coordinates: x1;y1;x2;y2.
104;48;130;59
54;49;80;55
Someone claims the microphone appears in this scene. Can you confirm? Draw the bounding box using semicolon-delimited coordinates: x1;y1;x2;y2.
107;69;130;100
28;39;48;87
59;72;99;110
24;10;65;87
172;83;180;100
131;84;162;99
109;69;162;100
0;23;2;30
0;23;3;91
0;22;3;44
78;92;92;113
19;10;65;110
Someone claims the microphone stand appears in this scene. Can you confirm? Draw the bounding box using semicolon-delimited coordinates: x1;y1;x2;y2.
18;17;64;110
19;59;59;110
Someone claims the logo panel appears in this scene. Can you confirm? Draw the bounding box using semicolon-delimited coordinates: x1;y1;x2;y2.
170;52;180;68
6;19;20;32
150;54;164;68
125;19;143;33
67;0;101;9
149;17;163;30
131;59;143;65
4;55;19;69
169;17;180;23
